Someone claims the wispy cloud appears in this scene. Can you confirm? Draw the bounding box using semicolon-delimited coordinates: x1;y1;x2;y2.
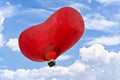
0;2;16;18
0;33;4;47
36;0;71;7
0;2;17;48
86;35;120;46
20;8;53;17
69;3;90;11
0;11;4;32
84;13;119;33
6;38;19;51
57;55;72;61
96;0;120;5
52;3;90;12
0;11;4;47
1;44;120;80
88;0;92;3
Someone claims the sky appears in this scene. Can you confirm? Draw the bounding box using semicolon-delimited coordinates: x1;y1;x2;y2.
0;0;120;80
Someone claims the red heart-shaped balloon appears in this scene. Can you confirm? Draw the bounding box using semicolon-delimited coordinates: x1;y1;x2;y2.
19;7;84;65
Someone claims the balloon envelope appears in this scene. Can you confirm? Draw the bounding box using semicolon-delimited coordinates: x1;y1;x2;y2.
19;7;84;63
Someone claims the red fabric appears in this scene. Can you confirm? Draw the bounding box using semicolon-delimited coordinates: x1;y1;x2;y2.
19;7;84;62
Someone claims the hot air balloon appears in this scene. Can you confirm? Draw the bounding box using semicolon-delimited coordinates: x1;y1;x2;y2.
18;7;84;67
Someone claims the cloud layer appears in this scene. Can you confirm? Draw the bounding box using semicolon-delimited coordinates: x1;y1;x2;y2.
0;44;120;80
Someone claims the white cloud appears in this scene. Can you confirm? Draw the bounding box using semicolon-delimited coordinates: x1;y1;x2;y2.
1;44;120;80
0;11;5;47
86;35;120;46
0;61;91;80
6;2;11;5
1;2;16;18
84;13;118;32
88;0;92;3
50;3;90;13
0;11;4;32
6;38;19;51
20;8;53;18
0;69;15;80
96;0;120;4
80;44;120;63
80;44;120;80
69;3;90;11
0;33;4;47
57;55;72;61
0;2;16;48
51;78;57;80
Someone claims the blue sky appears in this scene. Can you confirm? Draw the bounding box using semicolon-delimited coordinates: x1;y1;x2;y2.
0;0;120;80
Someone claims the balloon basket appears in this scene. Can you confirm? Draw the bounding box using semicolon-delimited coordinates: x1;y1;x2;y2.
48;59;56;67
